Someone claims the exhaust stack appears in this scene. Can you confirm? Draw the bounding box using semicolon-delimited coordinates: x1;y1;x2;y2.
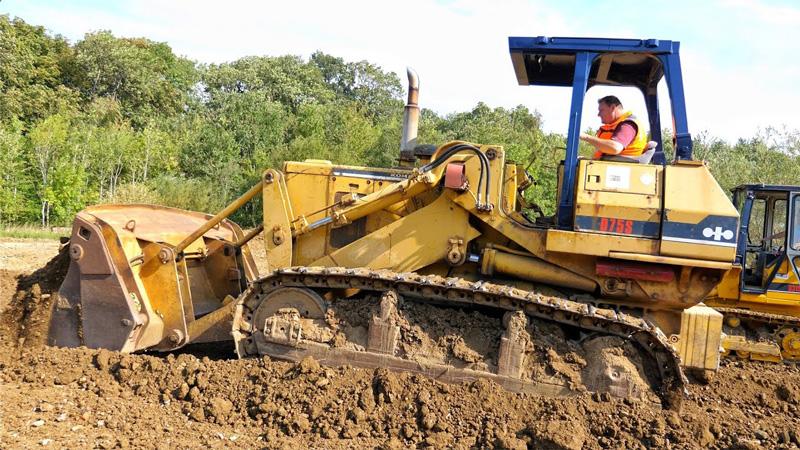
399;68;419;167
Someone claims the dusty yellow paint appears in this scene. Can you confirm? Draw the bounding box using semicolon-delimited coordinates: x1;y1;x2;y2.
575;160;662;237
709;265;800;317
545;229;659;256
607;251;732;270
312;195;480;273
58;138;740;374
262;169;294;271
676;304;723;371
660;163;738;261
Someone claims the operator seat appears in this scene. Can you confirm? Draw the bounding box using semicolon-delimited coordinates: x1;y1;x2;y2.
599;141;657;164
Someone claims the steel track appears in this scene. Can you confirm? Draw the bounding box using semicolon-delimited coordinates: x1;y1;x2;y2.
232;266;687;407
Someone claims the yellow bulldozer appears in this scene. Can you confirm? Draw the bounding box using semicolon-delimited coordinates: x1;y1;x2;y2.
706;184;800;362
48;36;743;406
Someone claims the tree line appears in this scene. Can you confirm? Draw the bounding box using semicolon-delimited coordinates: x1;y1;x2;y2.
1;15;798;227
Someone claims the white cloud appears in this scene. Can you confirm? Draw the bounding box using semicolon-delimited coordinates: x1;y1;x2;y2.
724;0;800;26
681;48;799;139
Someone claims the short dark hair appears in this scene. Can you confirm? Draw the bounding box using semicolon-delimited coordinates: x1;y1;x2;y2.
598;95;623;108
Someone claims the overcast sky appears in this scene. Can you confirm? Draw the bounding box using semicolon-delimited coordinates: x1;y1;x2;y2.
3;0;799;142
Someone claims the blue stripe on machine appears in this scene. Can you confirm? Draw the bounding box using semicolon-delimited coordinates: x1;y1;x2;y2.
662;215;738;246
574;215;660;238
767;282;800;293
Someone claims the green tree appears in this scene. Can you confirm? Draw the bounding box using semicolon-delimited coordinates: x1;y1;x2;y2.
138;124;180;183
202;56;333;111
0;119;34;222
285;102;381;166
209;91;291;171
0;15;78;124
27;113;87;226
65;31;197;128
176;117;242;207
310;51;403;121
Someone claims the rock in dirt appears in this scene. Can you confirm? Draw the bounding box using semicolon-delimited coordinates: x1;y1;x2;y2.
529;419;586;450
776;382;800;404
54;367;82;385
424;431;453;447
189;407;205;422
207;397;233;422
373;368;403;404
733;438;764;450
296;356;320;375
94;349;113;371
694;422;716;447
494;432;528;450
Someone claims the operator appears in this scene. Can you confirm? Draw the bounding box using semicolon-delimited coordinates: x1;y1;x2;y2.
580;95;648;160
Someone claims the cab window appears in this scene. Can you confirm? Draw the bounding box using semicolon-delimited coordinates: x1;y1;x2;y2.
742;192;788;291
747;198;765;246
768;199;787;250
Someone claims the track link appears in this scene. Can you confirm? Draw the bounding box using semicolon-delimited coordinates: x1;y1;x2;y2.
715;307;800;361
715;307;800;328
232;267;687;407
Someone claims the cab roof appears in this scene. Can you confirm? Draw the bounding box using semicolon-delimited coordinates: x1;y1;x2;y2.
733;184;800;193
509;36;679;91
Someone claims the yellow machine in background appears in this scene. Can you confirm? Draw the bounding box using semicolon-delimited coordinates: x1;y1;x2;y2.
48;37;740;404
706;184;800;362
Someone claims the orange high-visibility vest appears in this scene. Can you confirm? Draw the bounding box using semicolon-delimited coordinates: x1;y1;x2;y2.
592;111;648;159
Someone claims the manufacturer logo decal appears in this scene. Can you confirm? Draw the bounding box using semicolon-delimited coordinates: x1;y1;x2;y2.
702;226;734;241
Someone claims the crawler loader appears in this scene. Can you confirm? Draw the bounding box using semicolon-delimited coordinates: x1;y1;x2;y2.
49;37;740;405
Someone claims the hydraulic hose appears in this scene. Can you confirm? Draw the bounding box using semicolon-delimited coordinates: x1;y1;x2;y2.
422;144;491;206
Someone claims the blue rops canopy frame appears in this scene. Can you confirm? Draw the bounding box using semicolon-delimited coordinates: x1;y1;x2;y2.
508;36;692;229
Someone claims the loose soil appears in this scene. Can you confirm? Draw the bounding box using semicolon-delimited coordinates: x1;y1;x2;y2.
2;238;800;449
0;238;61;313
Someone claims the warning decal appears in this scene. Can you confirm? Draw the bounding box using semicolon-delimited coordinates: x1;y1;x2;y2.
605;166;631;189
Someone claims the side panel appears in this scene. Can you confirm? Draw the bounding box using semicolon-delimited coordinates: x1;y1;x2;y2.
312;196;480;273
546;229;659;256
709;266;800;318
661;162;739;261
282;161;411;266
574;160;663;238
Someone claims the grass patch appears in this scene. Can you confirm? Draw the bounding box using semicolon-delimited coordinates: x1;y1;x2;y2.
0;225;65;240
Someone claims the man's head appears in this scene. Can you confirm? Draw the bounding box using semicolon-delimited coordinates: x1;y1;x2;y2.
597;95;623;124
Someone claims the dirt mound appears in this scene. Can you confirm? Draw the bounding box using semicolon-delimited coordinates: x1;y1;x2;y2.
3;240;800;448
2;342;800;449
0;245;69;349
0;269;19;311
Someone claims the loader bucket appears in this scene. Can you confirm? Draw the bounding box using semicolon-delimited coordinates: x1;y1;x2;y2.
49;204;259;353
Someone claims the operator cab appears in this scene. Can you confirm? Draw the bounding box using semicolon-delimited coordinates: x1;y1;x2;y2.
509;36;692;229
734;185;800;293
